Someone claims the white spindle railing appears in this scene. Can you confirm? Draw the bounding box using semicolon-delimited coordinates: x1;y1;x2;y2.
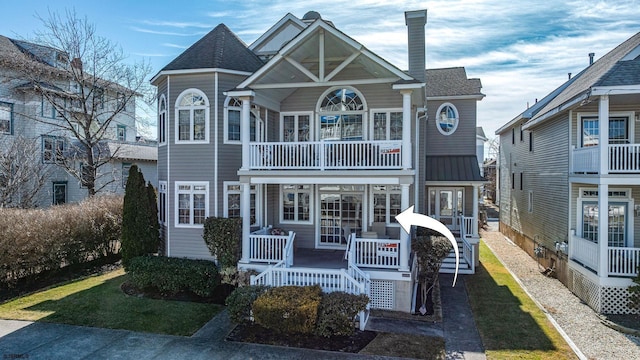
609;144;640;173
461;216;474;238
249;228;295;265
572;146;599;173
608;247;640;277
249;140;403;170
458;216;475;273
571;234;599;272
351;237;401;269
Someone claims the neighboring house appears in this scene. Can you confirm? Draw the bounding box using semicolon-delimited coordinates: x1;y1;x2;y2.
151;10;484;316
476;127;487;176
0;35;157;207
482;158;496;202
496;32;640;314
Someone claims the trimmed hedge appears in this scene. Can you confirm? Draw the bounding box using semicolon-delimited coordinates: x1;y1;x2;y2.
315;292;369;337
202;217;241;269
0;195;122;287
127;256;220;297
225;285;270;324
252;285;323;334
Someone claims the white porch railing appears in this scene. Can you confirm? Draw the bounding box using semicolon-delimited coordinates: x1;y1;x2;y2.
570;234;599;271
458;216;475;274
461;216;475;239
572;144;640;173
249;140;403;170
349;237;401;269
609;247;640;277
249;227;295;265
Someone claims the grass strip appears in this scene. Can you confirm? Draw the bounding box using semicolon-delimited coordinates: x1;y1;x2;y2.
465;240;577;359
0;269;222;336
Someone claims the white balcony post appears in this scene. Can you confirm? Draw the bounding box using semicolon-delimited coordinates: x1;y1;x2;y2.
240;181;251;263
598;183;608;277
241;96;252;170
472;185;479;237
599;95;609;175
401;90;412;170
399;183;410;271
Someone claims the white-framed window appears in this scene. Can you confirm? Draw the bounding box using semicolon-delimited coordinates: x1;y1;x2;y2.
281;113;312;142
158;95;167;145
224;182;260;226
371;185;402;224
117;125;126;141
577;187;633;247
280;184;312;223
53;181;67;205
317;87;366;141
121;163;131;188
435;103;459;136
175;89;209;143
158;181;167;225
371;109;403;140
528;191;533;213
0;101;13;134
175;181;208;227
578;112;634;147
42;136;65;163
224;97;261;144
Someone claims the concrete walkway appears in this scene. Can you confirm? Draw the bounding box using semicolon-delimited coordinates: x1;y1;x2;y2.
1;277;485;360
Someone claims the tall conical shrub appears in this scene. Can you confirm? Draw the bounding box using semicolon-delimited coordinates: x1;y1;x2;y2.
121;165;159;268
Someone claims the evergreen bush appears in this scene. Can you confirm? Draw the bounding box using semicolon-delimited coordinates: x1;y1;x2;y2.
225;285;270;324
202;217;242;269
252;285;322;334
315;292;369;337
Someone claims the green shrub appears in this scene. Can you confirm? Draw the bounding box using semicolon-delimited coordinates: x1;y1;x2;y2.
225;285;270;324
121;165;159;268
202;217;242;269
0;195;122;287
127;256;220;297
252;285;322;334
315;292;369;337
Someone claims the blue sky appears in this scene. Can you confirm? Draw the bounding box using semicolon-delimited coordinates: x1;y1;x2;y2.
2;0;640;148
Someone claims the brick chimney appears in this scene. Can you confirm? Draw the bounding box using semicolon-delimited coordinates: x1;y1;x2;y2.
405;10;427;83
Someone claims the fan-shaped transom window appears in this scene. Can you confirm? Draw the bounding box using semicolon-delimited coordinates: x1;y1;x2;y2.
175;89;209;143
317;87;366;141
436;103;459;135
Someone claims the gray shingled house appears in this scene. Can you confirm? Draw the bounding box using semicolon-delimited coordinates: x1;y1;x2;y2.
496;32;640;314
151;10;484;317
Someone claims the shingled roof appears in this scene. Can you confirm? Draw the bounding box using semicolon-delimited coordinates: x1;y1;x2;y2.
161;24;264;73
425;67;484;97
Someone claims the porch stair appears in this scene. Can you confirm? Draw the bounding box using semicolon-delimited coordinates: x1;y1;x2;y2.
439;236;475;275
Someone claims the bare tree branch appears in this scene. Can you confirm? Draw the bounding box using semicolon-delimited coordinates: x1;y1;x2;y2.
0;136;50;208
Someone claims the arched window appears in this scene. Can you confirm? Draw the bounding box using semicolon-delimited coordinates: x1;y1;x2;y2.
224;97;261;144
436;103;459;135
317;87;366;140
175;89;209;143
158;95;167;145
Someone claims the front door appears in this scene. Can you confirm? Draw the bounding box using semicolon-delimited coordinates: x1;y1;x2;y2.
318;185;364;248
429;188;464;231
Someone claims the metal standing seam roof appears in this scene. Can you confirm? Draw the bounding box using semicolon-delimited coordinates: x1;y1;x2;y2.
425;155;485;182
159;24;264;73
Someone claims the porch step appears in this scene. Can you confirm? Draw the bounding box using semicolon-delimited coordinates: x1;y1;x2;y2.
439;241;473;274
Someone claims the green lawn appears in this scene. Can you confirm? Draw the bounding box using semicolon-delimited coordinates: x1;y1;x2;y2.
0;269;222;336
465;241;577;360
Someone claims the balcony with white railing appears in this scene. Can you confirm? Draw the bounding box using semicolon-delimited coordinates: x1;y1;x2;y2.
249;140;404;170
572;144;640;174
248;227;295;265
570;234;640;277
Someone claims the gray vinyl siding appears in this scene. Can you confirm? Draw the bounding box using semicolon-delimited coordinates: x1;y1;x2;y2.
426;99;477;156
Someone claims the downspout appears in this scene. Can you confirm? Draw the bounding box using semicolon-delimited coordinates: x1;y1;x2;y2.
214;72;219;217
167;75;171;257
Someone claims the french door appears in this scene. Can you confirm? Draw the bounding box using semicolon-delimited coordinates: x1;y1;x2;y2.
429;188;464;231
318;185;364;248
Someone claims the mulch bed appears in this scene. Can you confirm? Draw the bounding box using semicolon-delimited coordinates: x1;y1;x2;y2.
226;323;378;352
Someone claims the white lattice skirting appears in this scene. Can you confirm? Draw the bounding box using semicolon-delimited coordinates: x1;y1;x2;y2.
369;280;394;310
570;269;640;314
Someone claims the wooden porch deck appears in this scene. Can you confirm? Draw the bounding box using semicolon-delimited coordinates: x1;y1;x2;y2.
293;248;347;269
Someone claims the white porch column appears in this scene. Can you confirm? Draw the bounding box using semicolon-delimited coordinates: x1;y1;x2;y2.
240;181;251;264
241;96;252;170
598;183;609;277
598;95;609;175
401;90;413;170
399;183;410;271
472;185;479;237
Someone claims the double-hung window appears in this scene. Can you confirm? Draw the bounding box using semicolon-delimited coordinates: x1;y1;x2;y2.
371;185;402;223
281;185;312;223
53;181;67;205
117;125;126;141
176;182;208;226
281;113;311;142
224;98;261;144
176;89;209;143
0;101;12;134
42;136;65;163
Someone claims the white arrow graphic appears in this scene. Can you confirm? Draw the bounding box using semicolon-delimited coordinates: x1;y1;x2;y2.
396;205;459;286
